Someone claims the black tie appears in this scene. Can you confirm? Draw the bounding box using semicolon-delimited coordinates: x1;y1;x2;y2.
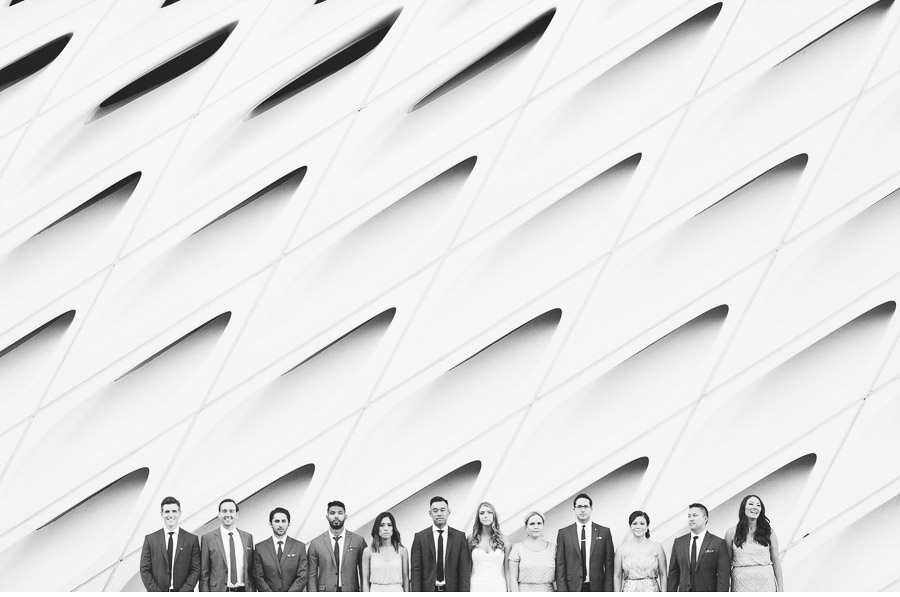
277;540;284;560
334;536;341;580
229;532;238;585
167;532;174;572
580;525;587;583
690;536;698;590
436;530;445;582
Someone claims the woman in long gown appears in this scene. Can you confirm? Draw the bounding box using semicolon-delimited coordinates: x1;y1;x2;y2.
613;511;667;592
362;512;409;592
468;501;510;591
724;495;784;592
509;511;556;592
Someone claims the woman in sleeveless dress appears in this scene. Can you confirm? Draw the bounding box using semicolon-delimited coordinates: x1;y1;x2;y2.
724;495;784;591
362;512;408;592
509;511;556;592
613;511;667;592
468;501;510;591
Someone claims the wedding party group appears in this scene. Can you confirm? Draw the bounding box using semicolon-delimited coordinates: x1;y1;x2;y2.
140;493;784;592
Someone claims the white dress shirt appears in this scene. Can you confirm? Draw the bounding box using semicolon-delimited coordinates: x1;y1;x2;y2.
330;531;345;588
220;526;245;588
272;535;287;555
165;527;180;590
689;529;707;563
432;525;449;587
579;521;592;580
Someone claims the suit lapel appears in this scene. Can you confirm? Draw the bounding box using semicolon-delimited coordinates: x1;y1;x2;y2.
264;538;282;575
324;532;337;568
424;528;436;565
695;534;712;570
158;530;170;568
174;531;188;567
214;531;227;566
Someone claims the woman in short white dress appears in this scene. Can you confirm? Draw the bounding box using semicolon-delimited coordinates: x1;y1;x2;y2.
362;512;409;592
468;501;510;591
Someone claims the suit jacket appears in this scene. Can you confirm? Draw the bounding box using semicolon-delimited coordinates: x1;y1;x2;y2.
667;532;730;592
200;528;255;592
140;528;201;591
252;536;307;592
555;522;614;592
409;526;471;592
307;530;367;591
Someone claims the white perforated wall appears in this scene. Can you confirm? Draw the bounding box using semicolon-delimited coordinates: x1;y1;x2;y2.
1;0;900;591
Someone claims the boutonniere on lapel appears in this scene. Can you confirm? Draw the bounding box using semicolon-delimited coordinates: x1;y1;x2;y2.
347;546;355;551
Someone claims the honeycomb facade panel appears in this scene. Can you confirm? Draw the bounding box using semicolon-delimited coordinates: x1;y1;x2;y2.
0;0;899;591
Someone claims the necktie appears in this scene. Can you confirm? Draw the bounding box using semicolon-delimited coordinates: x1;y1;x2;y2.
334;536;341;581
436;530;445;582
690;535;698;590
580;525;587;582
167;532;175;586
229;532;238;585
277;540;284;560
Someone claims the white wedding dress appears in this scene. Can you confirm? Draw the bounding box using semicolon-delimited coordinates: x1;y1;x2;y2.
471;548;507;592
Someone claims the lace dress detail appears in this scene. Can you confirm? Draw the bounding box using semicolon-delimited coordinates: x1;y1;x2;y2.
471;548;507;592
509;542;555;592
622;550;660;592
369;550;403;592
731;542;776;592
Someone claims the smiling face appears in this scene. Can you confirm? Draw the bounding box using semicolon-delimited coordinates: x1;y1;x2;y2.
378;516;394;540
219;501;238;530
630;515;648;538
478;504;495;527
327;505;346;531
744;496;762;520
687;507;707;534
161;503;180;531
429;501;449;529
270;512;289;537
525;514;543;538
574;497;592;523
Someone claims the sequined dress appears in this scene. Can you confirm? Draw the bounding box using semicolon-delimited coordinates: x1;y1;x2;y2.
621;550;660;592
731;542;776;592
509;541;556;592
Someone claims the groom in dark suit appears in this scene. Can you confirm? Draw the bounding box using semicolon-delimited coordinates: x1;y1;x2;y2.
140;496;201;591
410;496;471;591
251;507;307;591
668;503;730;591
556;493;614;591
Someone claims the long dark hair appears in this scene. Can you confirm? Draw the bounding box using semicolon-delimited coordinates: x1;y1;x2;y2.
734;495;772;548
469;501;505;551
370;512;402;553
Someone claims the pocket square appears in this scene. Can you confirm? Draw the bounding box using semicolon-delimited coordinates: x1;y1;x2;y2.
705;549;715;553
288;554;296;557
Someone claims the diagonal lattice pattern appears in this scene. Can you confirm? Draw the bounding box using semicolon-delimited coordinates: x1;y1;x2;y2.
1;0;900;591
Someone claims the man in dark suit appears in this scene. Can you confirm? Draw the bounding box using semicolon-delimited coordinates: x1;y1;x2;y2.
410;496;471;592
251;507;307;591
200;498;254;591
555;493;614;591
667;503;730;592
140;496;201;591
307;500;367;591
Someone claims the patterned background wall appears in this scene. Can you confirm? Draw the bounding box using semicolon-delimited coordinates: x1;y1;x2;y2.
1;0;900;591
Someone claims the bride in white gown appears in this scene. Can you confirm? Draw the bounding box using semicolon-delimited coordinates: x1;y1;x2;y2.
468;502;510;592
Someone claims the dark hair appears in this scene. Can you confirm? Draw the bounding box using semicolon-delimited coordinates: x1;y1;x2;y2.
269;507;291;524
218;499;239;512
468;502;504;551
524;511;544;526
370;512;402;553
327;501;346;512
734;495;772;548
160;496;181;512
688;503;708;518
628;511;651;538
430;496;449;508
573;493;593;508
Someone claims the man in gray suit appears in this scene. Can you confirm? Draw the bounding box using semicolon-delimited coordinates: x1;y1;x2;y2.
201;498;254;591
307;500;367;591
556;493;614;591
251;507;307;592
140;496;201;591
